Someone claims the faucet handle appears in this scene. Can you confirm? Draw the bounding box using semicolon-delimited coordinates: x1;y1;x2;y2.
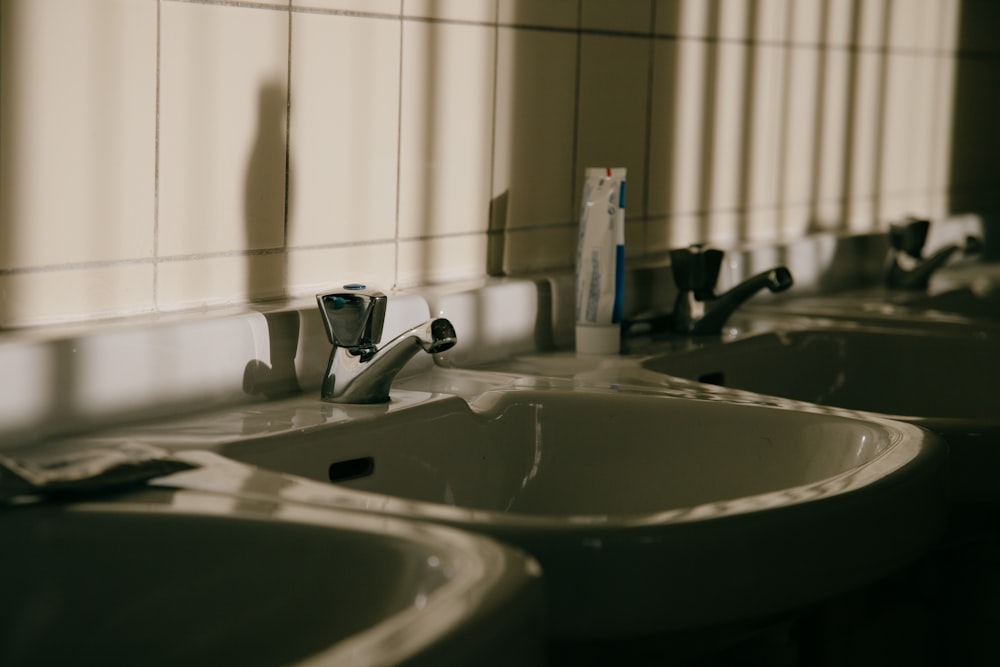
316;285;387;349
888;216;929;259
670;244;724;299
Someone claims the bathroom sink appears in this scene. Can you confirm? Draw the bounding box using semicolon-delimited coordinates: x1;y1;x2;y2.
643;326;1000;502
744;291;995;329
208;387;946;651
750;262;1000;327
900;286;1000;321
0;476;545;667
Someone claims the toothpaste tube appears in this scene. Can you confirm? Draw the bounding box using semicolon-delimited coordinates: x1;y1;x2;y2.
575;167;626;354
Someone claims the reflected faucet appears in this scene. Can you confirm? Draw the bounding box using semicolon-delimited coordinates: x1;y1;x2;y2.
669;245;793;335
316;286;457;404
885;216;976;291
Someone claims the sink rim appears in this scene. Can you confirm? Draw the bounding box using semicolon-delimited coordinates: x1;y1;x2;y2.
199;386;942;529
640;324;1000;427
55;381;948;640
168;386;947;638
747;288;1000;330
1;477;543;667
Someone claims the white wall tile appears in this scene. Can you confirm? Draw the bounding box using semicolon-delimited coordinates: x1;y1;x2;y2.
776;45;820;232
403;0;497;22
705;43;752;218
158;254;288;310
286;243;397;293
812;50;850;230
502;226;577;274
929;54;958;209
787;0;823;45
843;52;882;232
493;27;577;231
854;0;887;49
398;21;496;239
158;2;289;257
646;38;679;221
649;37;706;222
397;235;489;287
498;0;578;28
576;34;650;220
878;54;920;218
0;0;156;269
287;12;400;247
581;0;651;33
0;265;154;326
934;0;962;54
656;0;708;38
293;0;401;15
822;0;854;47
778;48;820;214
0;0;987;329
887;0;939;51
715;0;751;41
742;46;783;241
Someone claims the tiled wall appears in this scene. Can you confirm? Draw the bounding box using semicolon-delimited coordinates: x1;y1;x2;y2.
1;0;997;328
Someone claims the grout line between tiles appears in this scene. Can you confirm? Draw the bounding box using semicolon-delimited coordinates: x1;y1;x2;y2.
393;11;404;289
153;0;162;309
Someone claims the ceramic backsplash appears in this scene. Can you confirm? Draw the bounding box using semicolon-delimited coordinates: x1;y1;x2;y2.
1;0;998;328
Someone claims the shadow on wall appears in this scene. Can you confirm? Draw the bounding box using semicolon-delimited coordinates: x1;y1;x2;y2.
242;78;301;400
0;2;20;327
949;0;1000;257
244;78;289;301
487;2;586;279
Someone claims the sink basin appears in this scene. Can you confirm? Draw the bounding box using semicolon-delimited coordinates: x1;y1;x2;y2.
643;326;1000;502
205;387;946;651
902;286;1000;321
749;262;1000;327
0;477;545;667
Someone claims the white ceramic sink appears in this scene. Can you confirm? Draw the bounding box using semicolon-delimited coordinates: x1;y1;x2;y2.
901;286;1000;321
749;262;1000;327
203;387;946;648
644;326;1000;502
0;471;545;667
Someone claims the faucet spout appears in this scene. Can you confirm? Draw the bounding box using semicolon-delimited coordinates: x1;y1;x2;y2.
885;216;965;291
669;245;793;335
685;267;793;335
322;318;456;404
317;287;457;404
887;244;960;291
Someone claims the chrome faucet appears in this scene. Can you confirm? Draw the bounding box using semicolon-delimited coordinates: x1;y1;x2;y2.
885;216;973;291
669;245;793;335
316;286;457;403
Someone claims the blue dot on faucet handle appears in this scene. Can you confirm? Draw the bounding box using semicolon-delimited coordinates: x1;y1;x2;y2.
343;283;366;290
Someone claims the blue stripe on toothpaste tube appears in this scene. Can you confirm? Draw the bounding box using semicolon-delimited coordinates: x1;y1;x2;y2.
576;167;625;354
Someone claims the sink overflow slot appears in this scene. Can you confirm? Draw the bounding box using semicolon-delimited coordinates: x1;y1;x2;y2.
698;371;726;386
328;456;375;483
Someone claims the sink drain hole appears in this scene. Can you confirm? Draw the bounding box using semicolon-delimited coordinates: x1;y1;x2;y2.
329;456;375;482
698;371;726;386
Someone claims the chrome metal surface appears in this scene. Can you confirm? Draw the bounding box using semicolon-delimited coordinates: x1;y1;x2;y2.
670;245;793;335
317;288;457;403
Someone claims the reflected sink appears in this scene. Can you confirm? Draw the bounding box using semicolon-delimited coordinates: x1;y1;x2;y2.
0;481;545;667
215;388;946;648
644;327;1000;502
